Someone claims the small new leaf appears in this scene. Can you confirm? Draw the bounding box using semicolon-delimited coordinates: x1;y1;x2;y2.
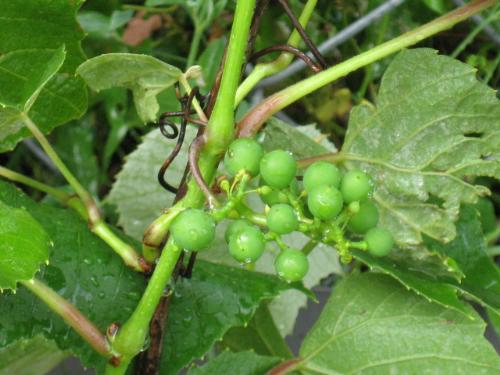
342;48;500;247
0;200;49;290
77;53;183;123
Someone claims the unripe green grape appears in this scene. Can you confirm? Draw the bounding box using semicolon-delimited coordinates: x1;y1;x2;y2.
307;185;343;220
260;179;298;206
365;228;393;257
267;204;298;234
229;225;265;263
260;150;297;189
275;249;309;282
224;138;264;177
348;201;379;234
303;161;341;192
170;209;216;251
225;219;252;243
340;170;373;203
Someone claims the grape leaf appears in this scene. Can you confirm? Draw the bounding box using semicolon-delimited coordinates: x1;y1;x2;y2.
161;260;306;375
261;117;337;158
0;181;146;370
0;0;88;152
425;205;500;315
298;273;500;375
0;0;86;72
0;200;50;290
106;127;197;239
0;336;67;375
342;48;500;247
188;350;279;375
77;54;183;123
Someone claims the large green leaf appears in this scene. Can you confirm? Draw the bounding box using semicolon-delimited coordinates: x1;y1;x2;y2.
188;350;279;375
77;54;183;123
342;48;500;247
297;273;500;374
0;47;65;111
0;0;86;72
0;336;67;375
0;0;88;152
0;181;146;370
0;200;49;290
161;260;306;375
425;205;500;314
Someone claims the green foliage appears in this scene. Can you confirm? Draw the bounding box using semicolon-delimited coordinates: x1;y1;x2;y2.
0;200;49;290
161;260;306;375
0;0;85;72
0;0;87;153
426;205;500;315
342;48;500;248
188;350;279;375
0;336;67;375
298;273;500;374
0;181;146;369
77;53;183;123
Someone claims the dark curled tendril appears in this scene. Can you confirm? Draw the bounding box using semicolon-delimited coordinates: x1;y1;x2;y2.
276;0;328;69
156;86;207;194
251;44;322;73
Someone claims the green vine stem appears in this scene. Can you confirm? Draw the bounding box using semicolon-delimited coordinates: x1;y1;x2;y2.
237;0;496;137
235;0;318;106
0;165;88;218
106;1;257;373
21;114;147;273
186;27;203;69
21;278;111;358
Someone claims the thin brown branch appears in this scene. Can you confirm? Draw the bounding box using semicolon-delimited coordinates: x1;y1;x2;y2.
277;0;327;69
251;44;322;72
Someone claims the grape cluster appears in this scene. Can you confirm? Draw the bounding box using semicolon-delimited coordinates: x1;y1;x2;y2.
169;137;394;282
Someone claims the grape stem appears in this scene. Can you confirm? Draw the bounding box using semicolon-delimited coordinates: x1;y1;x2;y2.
237;0;496;137
235;0;319;105
21;114;148;273
21;278;112;359
106;1;257;373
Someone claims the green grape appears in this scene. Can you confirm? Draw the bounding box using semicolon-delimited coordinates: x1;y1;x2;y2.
307;185;343;220
340;170;373;203
260;179;298;206
260;150;297;189
275;249;309;282
170;209;216;251
348;201;379;234
224;137;264;177
267;204;298;234
365;228;393;257
303;161;341;192
225;219;252;243
229;225;265;263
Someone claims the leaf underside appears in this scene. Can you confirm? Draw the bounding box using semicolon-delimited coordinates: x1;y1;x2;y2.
342;48;500;248
299;273;500;375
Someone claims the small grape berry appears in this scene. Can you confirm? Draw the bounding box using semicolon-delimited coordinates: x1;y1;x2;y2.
267;204;298;234
307;185;343;220
303;161;341;192
229;225;265;263
225;219;252;243
341;170;372;203
224;138;264;177
365;227;393;257
170;209;216;251
348;201;379;234
275;249;309;282
260;150;297;189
